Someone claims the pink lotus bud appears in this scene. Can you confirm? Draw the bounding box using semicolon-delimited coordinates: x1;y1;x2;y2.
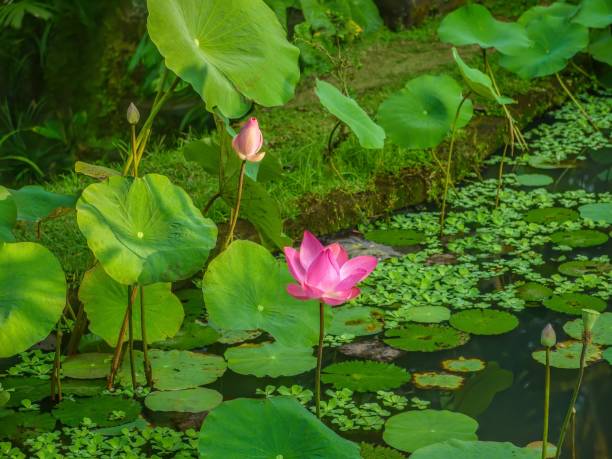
232;117;265;162
541;324;556;348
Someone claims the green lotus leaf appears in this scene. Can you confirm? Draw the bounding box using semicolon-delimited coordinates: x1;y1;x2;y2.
384;324;470;352
364;229;426;247
145;387;222;413
549;229;609;248
383;410;478;453
519;2;578;25
9;185;76;223
515;174;554;187
404;306;451;324
147;0;300;118
0;391;9;408
516;282;553;302
578;202;612;224
589;29;612;65
563;312;612;345
377;75;473;149
452;48;513;105
61;379;106;397
315;79;385;149
62;353;113;379
573;0;612;28
558;260;612;277
0;242;66;358
52;396;141;427
441;357;486;373
532;341;602;369
1;377;49;408
411;440;539;459
413;371;465;390
77;173;217;285
153;320;219;351
79;264;184;347
603;347;612;365
524;207;580;224
450;310;519;336
217;329;263;345
118;349;226;390
360;443;407;459
203;240;320;347
0;411;56;440
225;341;316;377
329;306;384;336
321;360;410;392
543;293;607;315
499;15;589;79
0;186;16;242
199;397;361;458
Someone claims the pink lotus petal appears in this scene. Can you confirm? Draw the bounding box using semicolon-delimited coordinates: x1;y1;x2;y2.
287;283;312;300
322;287;360;306
232;118;264;160
299;231;324;269
284;246;306;283
306;249;340;292
335;271;366;292
327;243;349;267
248;151;266;162
339;256;377;282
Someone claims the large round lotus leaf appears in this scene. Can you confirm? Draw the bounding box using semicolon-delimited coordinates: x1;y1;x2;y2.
0;186;16;242
225;341;316;377
0;411;56;440
79;264;184;346
578;202;612;224
145;387;222;413
563;312;612;345
413;372;465;390
404;306;451;324
558;260;612;277
203;240;320;347
452;48;513;105
329;306;384;336
603;347;612;365
543;293;606;315
442;357;486;373
437;4;531;54
499;15;589;79
383;410;478;453
384;324;470;352
52;396;141;427
364;229;426;247
1;377;49;407
153;320;219;351
450;310;519;336
9;185;76;223
573;0;612;28
411;440;539;459
532;341;602;369
199;397;361;459
524;207;579;224
321;360;410;392
519;3;578;24
118;349;226;390
516;174;554;187
76;174;217;286
589;29;612;65
147;0;299;118
0;242;66;358
377;75;473;149
62;353;112;379
315;79;385;149
517;282;553;302
550;229;609;248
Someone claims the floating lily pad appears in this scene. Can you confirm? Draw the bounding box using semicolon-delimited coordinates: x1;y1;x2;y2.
52;396;141;427
450;310;519;336
329;306;384;336
383;410;478;453
532;341;602;369
563;313;612;345
1;377;49;408
550;230;609;248
62;353;112;379
77;174;217;286
153;321;219;351
524;207;579;224
364;229;426;247
516;282;553;302
321;360;410;392
199;397;361;458
442;357;486;373
558;260;612;277
0;411;56;440
578;202;612;224
0;186;16;242
410;440;539;459
9;185;76;223
413;372;464;390
225;341;316;377
404;306;451;324
145;388;222;413
61;379;106;397
217;329;262;345
384;325;470;352
515;174;553;187
543;293;607;315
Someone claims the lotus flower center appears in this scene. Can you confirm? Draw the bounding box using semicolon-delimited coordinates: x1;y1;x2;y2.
137;231;144;239
194;38;200;47
257;305;264;312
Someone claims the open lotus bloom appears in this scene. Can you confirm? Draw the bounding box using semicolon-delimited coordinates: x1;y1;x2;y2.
232;117;266;162
284;231;378;306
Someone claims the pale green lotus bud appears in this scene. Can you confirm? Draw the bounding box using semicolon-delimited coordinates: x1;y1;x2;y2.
540;323;556;348
581;309;600;334
127;103;140;125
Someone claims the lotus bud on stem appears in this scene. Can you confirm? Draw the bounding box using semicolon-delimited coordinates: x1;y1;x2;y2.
540;323;555;459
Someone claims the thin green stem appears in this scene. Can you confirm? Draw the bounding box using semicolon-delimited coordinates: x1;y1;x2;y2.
107;287;138;389
51;326;63;401
140;285;153;388
326;120;342;160
315;301;325;418
555;73;599;132
202;192;222;215
571;408;577;459
542;347;551;459
223;160;247;250
127;285;137;391
496;117;514;208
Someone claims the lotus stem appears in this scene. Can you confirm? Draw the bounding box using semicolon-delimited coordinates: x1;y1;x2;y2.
315;301;325;418
542;346;551;459
555;73;599;132
326;120;343;160
202;192;222;215
571;407;577;459
127;285;137;391
131;125;138;177
107;287;138;389
51;326;63;402
140;285;153;388
495;116;514;208
66;302;86;355
223;159;247;250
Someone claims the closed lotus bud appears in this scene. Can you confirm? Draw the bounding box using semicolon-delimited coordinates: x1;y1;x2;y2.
581;309;600;334
541;323;556;348
127;103;140;125
232;117;265;162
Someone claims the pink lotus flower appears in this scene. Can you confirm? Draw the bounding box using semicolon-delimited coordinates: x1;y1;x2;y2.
232;117;265;162
284;231;377;306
